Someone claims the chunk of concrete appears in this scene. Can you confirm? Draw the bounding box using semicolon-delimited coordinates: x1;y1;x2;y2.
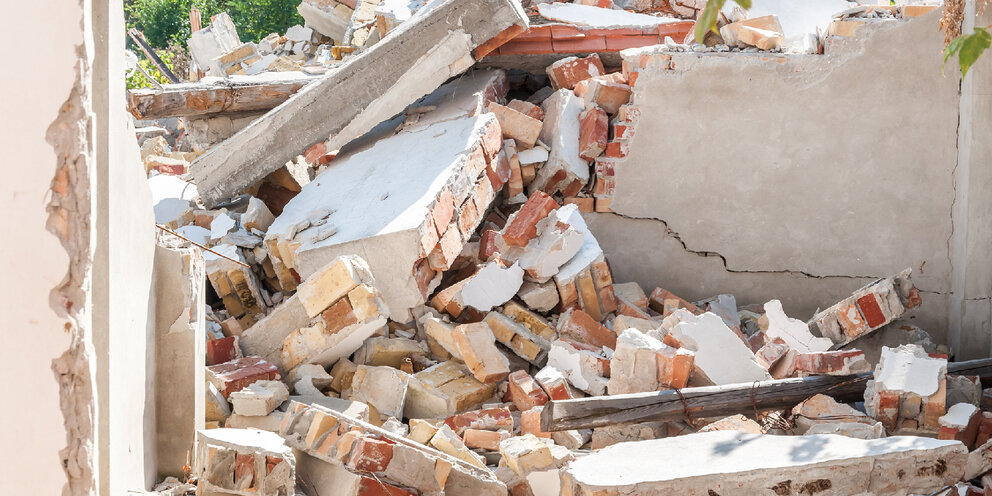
348;365;411;419
763;299;832;353
531;89;588;196
547;338;609;396
230;380;290;416
195;428;295;496
191;0;528;207
405;361;498;419
561;431;966;495
668;312;771;385
607;328;666;395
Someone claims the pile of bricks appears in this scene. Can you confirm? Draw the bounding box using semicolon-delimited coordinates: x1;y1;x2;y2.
133;1;992;495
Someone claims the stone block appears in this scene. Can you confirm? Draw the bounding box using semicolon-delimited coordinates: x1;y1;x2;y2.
230;380;290;417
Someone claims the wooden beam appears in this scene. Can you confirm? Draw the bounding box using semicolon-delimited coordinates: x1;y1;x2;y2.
127;77;318;120
127;28;181;84
540;358;992;431
189;0;529;208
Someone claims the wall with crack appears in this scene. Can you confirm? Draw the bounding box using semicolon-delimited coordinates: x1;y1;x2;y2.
585;9;992;358
0;2;85;495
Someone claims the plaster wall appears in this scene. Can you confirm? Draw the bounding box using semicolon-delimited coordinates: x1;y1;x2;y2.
588;9;992;358
0;2;83;495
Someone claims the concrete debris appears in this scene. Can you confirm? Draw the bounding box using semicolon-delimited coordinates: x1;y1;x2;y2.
135;3;985;495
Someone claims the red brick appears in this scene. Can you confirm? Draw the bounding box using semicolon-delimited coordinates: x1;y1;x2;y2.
235;452;255;488
587;80;632;115
322;297;358;333
553;36;608;54
656;346;693;389
579;107;608;160
657;21;695;40
444;406;513;435
474;23;526;59
413;258;435;298
419;215;439;258
479;229;498;260
428;225;462;271
857;293;887;329
794;350;865;374
558;308;616;349
304;141;327;164
479;118;504;161
546;54;606;90
507;370;550;411
647;287;701;316
550;24;586;40
496;39;555;55
521;407;550;438
206;336;240;366
348;437;394;473
975;413;992;447
486;148;512;191
206;356;280;398
463;429;504;450
457;198;480;239
581;27;646;37
604;34;662;51
512;25;553;42
560;178;585;197
876;390;900;432
834;301;868;339
502;191;559;247
604;141;626;158
356;475;416;496
507;99;544;121
564;196;595;213
430;189;455;238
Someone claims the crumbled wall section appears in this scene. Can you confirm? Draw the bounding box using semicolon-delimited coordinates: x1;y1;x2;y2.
46;28;96;496
587;11;970;345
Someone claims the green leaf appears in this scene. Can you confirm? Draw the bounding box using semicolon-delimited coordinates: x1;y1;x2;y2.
734;0;752;9
958;27;991;78
694;0;727;44
944;33;967;66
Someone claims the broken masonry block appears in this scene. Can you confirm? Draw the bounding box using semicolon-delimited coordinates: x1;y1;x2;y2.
260;73;510;322
754;337;790;370
242;196;275;233
195;428;295;496
553;207;616;319
501;191;560;247
668;312;771;386
531;89;588;196
507;99;545;120
811;268;921;347
207;335;242;366
561;431;967;495
407;418;440;445
612;282;648;311
546;54;606;91
230;380;290;417
483;311;550;365
502;301;558;342
584;78;632;115
206;248;268;329
348;365;411;420
499;434;554;477
656;345;694;389
607;328;666;395
464;428;510;451
763;299;833;353
404;361;498;419
498;203;585;284
790;394;876;435
574;72;627;99
354;336;428;369
517;280;560;313
444;406;514;436
698;415;763;434
547;338;609;396
504;139;525;199
520;406;551;438
488;102;543;149
453;322;511;384
795;350;871;376
938;403;981;449
720;15;783;50
191;0;528;208
429;424;488;468
578;106;609;161
864;344;947;433
647;286;701;317
508;370;551;411
558;308;617;350
279;401;505;495
206;356;281;398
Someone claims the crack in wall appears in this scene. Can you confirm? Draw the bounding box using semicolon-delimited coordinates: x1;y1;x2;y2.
46;15;96;496
598;211;880;281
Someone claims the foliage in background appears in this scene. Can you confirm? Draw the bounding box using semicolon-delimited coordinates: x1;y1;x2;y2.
126;47;176;89
693;0;750;44
125;0;302;50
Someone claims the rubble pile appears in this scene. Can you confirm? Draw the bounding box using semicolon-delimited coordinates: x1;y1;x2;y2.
132;1;988;495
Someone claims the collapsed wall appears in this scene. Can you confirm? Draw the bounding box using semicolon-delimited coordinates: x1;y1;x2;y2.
584;8;992;356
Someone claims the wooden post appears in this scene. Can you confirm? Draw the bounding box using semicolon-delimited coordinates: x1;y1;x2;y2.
540;358;992;431
127;28;181;84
